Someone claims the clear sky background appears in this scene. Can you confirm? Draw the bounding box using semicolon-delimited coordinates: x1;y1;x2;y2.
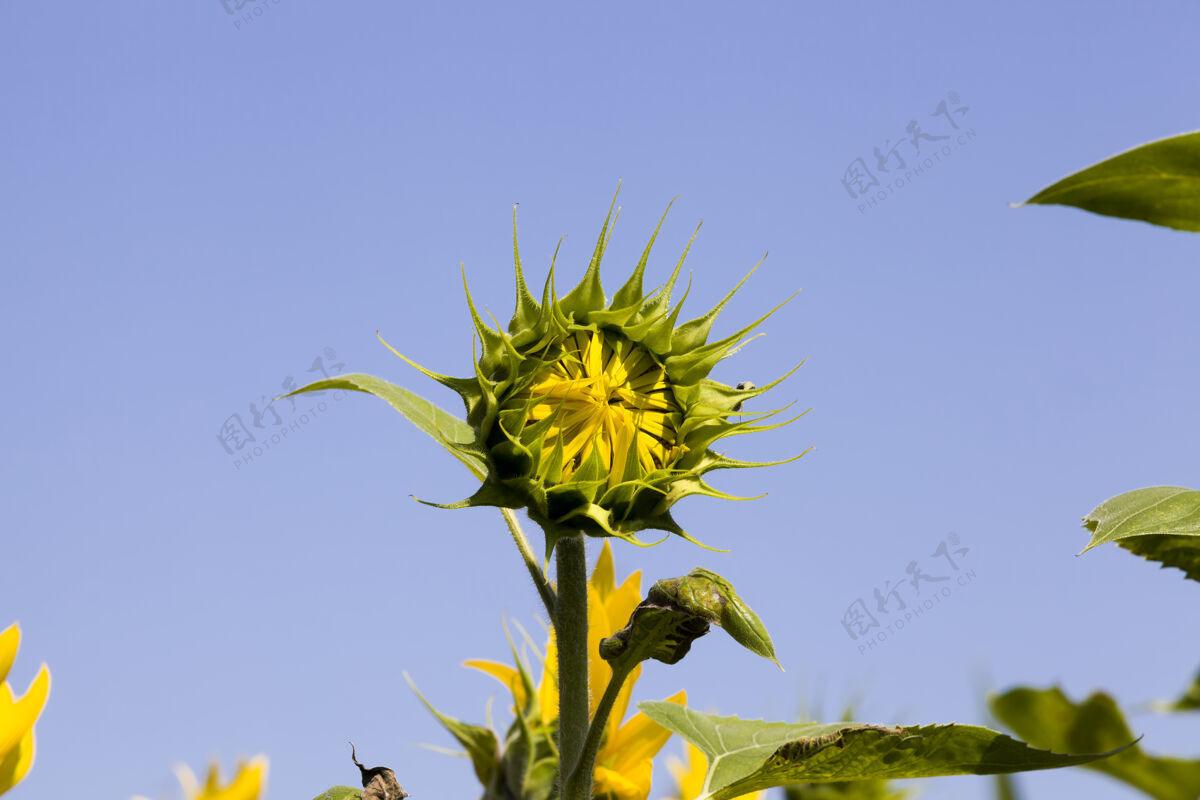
2;3;1198;799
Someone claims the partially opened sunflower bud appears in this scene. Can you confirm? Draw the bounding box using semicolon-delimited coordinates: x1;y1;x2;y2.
392;194;807;553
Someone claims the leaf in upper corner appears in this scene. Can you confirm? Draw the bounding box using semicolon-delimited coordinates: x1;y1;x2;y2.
1020;131;1200;231
638;703;1122;800
1081;486;1200;582
286;373;487;479
991;685;1200;800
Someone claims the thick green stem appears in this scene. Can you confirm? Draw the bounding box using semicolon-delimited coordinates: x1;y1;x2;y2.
565;662;634;800
501;508;557;621
555;534;590;800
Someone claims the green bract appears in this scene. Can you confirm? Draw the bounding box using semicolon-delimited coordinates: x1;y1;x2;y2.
389;196;806;552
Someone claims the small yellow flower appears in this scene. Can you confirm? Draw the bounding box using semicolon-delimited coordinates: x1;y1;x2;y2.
173;756;268;800
664;743;764;800
0;623;50;796
466;541;685;800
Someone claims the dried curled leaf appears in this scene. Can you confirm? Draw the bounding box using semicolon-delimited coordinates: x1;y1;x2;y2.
351;743;409;800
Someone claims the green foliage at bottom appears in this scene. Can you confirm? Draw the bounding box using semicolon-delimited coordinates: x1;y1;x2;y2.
311;787;361;800
640;703;1120;800
991;686;1200;800
784;778;909;800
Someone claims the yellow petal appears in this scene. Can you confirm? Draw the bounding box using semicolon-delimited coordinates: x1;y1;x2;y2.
463;660;527;710
605;571;644;640
593;762;652;800
0;726;35;795
201;763;222;796
666;743;708;800
591;541;616;601
180;756;268;800
222;757;267;800
586;589;612;721
0;626;17;686
586;331;604;379
0;665;49;757
538;634;559;727
603;689;686;777
175;763;202;799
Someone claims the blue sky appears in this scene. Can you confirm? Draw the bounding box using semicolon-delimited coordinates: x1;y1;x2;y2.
2;2;1198;798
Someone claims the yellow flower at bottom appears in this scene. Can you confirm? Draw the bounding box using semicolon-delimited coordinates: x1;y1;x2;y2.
466;541;685;800
0;623;51;796
172;756;268;800
664;743;764;800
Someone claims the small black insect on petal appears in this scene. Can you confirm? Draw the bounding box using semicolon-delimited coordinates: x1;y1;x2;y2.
734;381;756;412
350;742;409;800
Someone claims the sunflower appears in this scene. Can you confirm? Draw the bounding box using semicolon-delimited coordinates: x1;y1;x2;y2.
382;196;805;552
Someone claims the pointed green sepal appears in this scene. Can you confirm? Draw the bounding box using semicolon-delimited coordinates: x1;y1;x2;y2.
671;257;764;354
404;672;500;785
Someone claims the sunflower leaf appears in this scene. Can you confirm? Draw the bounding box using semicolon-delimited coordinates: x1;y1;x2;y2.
1081;486;1200;582
639;703;1124;800
991;686;1200;800
1020;130;1200;231
284;374;488;480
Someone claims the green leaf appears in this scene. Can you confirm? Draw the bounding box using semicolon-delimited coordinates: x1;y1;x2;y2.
286;374;487;479
991;686;1200;800
1082;486;1200;582
1116;534;1200;583
1157;667;1200;713
598;568;778;672
1020;131;1200;231
639;703;1120;800
310;788;361;800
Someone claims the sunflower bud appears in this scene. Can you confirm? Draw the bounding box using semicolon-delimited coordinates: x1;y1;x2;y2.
392;194;806;552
